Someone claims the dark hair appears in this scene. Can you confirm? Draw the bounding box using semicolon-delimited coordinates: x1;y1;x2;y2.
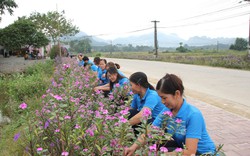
107;67;126;91
83;56;89;61
129;72;155;90
156;73;184;96
106;62;120;69
100;59;107;64
94;57;101;65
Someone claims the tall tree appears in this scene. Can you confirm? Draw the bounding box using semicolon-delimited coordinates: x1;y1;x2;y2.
0;18;49;51
29;11;79;45
229;38;248;51
0;0;18;22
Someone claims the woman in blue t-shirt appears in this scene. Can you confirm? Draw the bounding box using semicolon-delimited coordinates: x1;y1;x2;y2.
128;72;165;127
96;59;109;86
94;66;129;94
124;73;216;156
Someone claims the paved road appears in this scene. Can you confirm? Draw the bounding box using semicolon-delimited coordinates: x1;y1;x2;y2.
104;58;250;119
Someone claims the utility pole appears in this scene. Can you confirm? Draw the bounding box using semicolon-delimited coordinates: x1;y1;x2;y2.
110;40;112;55
248;15;250;57
56;4;61;57
217;40;219;52
151;20;159;58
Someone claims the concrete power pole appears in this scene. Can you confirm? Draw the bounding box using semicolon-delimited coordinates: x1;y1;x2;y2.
248;15;250;57
151;20;159;58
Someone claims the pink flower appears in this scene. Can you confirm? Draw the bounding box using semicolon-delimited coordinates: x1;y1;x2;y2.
53;95;63;100
120;109;129;115
41;94;46;98
64;115;71;119
119;116;128;123
37;147;43;151
163;111;173;117
115;83;120;87
19;102;27;110
149;144;157;152
142;108;151;117
175;118;182;124
102;109;108;114
75;124;81;129
109;94;114;100
160;147;168;152
61;151;69;156
83;148;88;152
55;129;60;132
175;148;183;153
86;129;94;136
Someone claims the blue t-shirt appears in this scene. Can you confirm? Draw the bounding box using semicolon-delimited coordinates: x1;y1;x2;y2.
112;77;129;89
78;60;84;66
130;88;166;119
118;70;126;77
85;60;98;72
153;99;216;155
97;67;109;84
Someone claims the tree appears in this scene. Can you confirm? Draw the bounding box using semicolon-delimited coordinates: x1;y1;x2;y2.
69;38;92;53
176;42;188;52
229;38;248;51
0;0;18;22
0;18;49;51
29;11;79;45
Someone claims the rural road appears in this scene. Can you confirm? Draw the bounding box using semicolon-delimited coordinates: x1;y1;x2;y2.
104;58;250;119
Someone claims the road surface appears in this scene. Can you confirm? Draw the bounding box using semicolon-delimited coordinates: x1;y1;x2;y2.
104;58;250;119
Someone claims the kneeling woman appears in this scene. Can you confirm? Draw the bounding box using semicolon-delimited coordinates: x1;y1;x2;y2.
94;67;129;95
128;72;165;126
125;73;216;156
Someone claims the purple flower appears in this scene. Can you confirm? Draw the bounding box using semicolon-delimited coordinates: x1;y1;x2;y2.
61;151;69;156
19;102;27;110
13;133;20;141
44;120;50;129
37;147;43;151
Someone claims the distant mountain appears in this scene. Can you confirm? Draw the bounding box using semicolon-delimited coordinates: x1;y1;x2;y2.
186;36;236;46
113;32;185;47
66;31;237;48
62;32;109;46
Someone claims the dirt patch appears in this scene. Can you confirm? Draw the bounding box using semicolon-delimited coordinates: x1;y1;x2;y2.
0;55;48;75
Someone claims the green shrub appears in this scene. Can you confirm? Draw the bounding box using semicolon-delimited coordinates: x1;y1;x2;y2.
49;45;60;59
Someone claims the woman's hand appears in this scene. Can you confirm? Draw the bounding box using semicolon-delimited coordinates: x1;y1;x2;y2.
123;144;138;156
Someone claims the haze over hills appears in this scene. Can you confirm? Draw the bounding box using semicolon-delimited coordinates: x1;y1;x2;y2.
68;31;237;48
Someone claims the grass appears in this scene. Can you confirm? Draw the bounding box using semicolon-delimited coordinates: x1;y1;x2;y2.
90;50;250;70
0;59;55;155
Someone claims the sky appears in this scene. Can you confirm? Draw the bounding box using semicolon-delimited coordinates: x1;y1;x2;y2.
0;0;249;40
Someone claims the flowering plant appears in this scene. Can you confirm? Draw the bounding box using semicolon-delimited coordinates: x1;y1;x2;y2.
14;57;223;156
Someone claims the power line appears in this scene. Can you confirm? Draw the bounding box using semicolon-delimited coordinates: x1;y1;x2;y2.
158;11;250;29
179;3;249;22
